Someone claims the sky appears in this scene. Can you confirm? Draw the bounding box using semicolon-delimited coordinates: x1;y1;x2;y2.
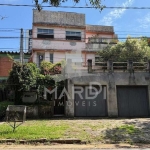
0;0;150;52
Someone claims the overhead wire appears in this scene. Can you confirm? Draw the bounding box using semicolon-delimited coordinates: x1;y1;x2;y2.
0;36;149;39
1;28;150;34
0;3;150;10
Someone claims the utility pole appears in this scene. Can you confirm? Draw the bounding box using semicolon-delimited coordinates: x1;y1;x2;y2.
20;28;24;64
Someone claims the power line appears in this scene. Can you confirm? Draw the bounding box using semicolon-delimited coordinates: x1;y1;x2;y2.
0;36;149;39
1;28;150;34
0;30;150;35
1;3;150;10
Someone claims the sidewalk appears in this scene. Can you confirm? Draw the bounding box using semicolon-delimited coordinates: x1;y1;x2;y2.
0;143;148;149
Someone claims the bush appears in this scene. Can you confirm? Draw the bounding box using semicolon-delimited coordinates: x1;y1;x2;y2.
0;101;14;121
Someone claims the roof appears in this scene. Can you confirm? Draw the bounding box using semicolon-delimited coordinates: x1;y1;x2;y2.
33;10;85;27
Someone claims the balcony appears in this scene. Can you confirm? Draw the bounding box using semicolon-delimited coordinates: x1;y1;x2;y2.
86;43;108;51
32;39;85;50
86;38;117;51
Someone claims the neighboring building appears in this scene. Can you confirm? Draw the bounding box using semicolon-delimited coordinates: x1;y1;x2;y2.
25;29;32;53
0;51;31;81
32;10;117;67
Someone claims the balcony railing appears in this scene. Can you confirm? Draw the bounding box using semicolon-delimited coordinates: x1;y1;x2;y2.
88;60;150;73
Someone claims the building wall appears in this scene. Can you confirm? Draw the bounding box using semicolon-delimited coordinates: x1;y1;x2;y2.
0;57;13;77
66;72;150;117
32;39;85;51
32;26;85;51
25;29;32;53
32;10;117;67
0;53;31;79
33;50;96;66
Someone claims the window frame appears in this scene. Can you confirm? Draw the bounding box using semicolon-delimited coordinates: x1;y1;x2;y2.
50;53;53;63
66;31;81;41
37;28;54;39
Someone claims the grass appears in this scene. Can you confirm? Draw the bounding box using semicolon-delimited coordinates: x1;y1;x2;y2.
117;125;140;134
0;120;145;144
0;121;69;140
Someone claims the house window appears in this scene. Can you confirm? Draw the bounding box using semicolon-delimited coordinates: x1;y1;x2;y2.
38;54;44;67
50;53;53;63
66;31;81;40
37;28;54;39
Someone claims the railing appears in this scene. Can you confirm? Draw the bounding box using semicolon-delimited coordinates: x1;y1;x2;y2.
61;59;150;74
89;60;150;73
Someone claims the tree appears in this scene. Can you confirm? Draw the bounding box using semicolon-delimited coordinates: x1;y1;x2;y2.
34;0;104;11
98;37;150;62
7;60;66;104
7;62;40;104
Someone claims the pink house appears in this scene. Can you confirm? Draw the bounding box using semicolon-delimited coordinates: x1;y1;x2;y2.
32;10;117;68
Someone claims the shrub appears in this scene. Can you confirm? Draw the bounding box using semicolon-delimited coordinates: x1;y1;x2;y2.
0;101;14;120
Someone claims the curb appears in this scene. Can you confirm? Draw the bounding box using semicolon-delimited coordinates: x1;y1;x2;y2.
0;139;86;144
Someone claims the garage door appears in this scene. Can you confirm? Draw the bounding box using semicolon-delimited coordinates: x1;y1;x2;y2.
74;85;107;117
117;86;149;117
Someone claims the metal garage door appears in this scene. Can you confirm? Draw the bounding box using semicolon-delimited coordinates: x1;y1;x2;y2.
74;85;107;117
117;86;149;117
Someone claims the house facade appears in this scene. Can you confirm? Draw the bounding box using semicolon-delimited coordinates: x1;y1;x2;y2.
32;10;117;67
33;10;150;118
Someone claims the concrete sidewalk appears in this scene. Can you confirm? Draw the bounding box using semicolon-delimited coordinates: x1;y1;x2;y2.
0;143;149;149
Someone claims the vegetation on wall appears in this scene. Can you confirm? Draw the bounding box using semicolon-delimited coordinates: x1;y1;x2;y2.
98;37;150;62
40;61;61;75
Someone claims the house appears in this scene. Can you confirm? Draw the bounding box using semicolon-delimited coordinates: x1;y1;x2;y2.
32;10;117;67
0;51;31;101
31;10;150;118
0;51;31;81
31;10;118;116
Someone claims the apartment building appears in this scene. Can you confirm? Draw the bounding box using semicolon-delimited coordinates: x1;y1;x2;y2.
32;10;117;67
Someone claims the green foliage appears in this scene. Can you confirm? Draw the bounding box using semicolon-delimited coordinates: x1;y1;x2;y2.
98;37;150;62
7;60;65;104
8;62;40;92
40;60;65;75
35;0;104;11
0;101;14;119
7;62;41;104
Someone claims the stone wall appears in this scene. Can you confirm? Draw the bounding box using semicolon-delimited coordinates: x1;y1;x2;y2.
26;103;54;119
